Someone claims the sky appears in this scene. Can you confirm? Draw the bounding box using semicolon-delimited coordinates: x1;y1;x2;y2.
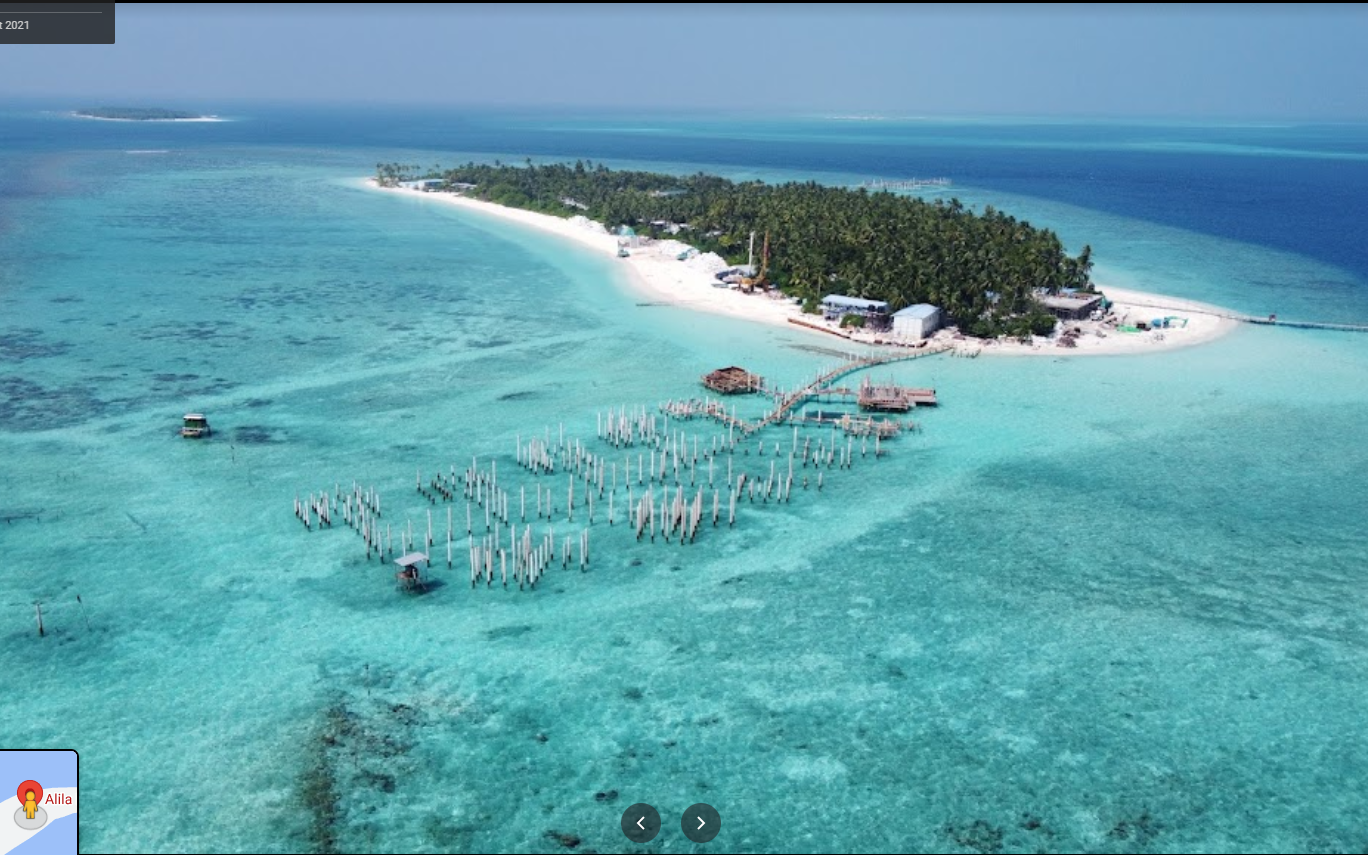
5;3;1368;119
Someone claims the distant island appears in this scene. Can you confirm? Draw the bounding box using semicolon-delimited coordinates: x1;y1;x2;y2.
377;161;1094;338
74;107;213;121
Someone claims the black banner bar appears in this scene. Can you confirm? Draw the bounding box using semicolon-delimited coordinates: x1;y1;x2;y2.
0;3;114;45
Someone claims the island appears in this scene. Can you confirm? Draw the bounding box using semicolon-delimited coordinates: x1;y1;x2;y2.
372;161;1236;354
74;106;215;121
379;160;1086;338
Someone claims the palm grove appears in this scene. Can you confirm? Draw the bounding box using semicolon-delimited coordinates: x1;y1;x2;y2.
376;161;1095;338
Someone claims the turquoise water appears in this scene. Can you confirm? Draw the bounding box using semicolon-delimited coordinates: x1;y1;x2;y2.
3;110;1368;853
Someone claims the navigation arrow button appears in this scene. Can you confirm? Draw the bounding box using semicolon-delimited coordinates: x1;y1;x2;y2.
682;803;720;843
621;803;660;843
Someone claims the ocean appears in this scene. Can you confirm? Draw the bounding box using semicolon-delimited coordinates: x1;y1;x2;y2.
2;104;1367;853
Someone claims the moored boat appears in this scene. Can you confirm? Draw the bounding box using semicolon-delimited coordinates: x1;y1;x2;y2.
181;413;211;438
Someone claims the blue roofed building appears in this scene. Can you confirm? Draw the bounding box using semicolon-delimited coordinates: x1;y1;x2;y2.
821;295;890;327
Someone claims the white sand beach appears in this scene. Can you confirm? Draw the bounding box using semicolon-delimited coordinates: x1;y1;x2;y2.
69;112;225;122
371;182;1241;356
938;285;1239;357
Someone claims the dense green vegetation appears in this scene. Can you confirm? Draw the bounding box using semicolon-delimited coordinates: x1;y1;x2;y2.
76;106;203;120
377;160;1093;332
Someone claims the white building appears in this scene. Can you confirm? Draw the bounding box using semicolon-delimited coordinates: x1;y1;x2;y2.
891;304;942;340
397;178;447;191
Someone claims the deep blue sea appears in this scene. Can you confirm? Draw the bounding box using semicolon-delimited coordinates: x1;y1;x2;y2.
2;104;1368;853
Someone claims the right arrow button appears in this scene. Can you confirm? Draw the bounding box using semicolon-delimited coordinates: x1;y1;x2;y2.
682;802;721;843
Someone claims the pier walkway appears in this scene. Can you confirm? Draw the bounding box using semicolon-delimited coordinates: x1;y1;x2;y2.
1242;317;1368;333
1120;296;1368;334
670;345;949;438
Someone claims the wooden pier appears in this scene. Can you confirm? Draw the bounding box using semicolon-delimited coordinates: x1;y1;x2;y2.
287;346;949;603
758;349;942;429
1106;296;1368;335
1244;316;1368;333
815;376;939;410
702;366;765;394
787;412;905;438
680;348;944;436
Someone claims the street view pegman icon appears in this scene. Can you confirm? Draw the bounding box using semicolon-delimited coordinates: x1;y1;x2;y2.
14;780;48;830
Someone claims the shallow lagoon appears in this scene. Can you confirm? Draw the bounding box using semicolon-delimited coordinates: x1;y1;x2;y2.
2;111;1367;852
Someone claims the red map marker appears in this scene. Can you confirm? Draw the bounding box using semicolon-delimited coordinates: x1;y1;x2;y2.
16;780;42;804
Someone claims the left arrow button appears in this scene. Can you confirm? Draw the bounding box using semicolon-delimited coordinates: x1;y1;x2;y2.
621;803;661;843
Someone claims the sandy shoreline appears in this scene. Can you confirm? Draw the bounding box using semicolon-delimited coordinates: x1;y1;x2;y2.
369;181;1241;356
69;112;225;123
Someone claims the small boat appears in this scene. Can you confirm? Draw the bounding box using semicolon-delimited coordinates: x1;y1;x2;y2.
181;413;211;438
617;246;630;258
